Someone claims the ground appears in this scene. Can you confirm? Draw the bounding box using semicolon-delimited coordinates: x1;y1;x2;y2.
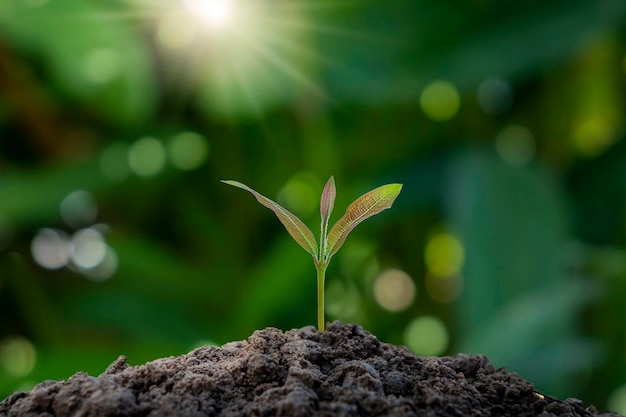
0;322;620;416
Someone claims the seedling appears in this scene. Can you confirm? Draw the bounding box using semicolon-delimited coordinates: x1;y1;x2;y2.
222;176;402;331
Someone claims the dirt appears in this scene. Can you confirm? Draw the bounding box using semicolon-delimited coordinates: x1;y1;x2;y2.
0;321;620;417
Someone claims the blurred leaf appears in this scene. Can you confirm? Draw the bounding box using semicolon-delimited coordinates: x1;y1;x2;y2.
0;0;156;125
0;162;108;226
519;338;603;396
448;148;596;397
324;0;626;101
448;148;568;336
459;279;600;361
463;286;604;398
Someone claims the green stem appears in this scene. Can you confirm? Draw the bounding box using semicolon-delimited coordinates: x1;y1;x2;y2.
316;262;328;332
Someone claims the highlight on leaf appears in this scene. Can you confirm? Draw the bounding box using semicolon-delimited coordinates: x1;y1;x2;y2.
222;176;402;332
319;176;336;255
326;183;402;259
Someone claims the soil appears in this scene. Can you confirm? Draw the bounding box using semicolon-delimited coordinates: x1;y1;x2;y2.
0;322;620;417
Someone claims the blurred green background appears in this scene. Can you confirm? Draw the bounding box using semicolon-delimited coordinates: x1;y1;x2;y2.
1;0;626;412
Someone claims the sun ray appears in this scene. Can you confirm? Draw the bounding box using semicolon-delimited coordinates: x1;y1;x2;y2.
47;0;388;116
258;0;365;12
227;49;266;118
256;27;360;76
254;15;393;42
231;29;328;100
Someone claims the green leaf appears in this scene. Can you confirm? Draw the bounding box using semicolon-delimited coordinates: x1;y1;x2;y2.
0;0;156;126
221;180;318;258
319;176;336;254
326;183;402;260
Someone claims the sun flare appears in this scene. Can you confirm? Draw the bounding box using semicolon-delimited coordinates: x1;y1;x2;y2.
114;0;376;116
181;0;234;29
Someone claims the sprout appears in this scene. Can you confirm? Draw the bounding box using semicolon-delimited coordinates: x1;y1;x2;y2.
222;176;402;331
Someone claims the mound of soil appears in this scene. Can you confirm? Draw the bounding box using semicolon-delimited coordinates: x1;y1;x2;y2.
0;322;619;417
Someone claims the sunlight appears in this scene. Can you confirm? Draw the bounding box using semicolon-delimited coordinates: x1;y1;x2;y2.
404;316;449;356
373;269;416;312
142;0;372;115
11;0;385;117
182;0;234;29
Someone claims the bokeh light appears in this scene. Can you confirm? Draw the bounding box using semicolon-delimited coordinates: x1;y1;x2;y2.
168;132;210;170
404;316;448;356
31;225;116;280
2;0;626;407
83;48;121;85
71;228;107;270
495;125;536;166
339;239;379;282
571;112;621;157
0;337;36;377
326;280;363;323
100;142;131;181
424;232;465;277
60;190;98;229
79;245;118;282
128;137;167;177
31;229;71;270
277;172;320;219
68;227;117;281
373;269;416;312
420;80;460;122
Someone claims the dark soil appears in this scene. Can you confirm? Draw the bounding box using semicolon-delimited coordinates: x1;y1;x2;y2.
0;322;620;417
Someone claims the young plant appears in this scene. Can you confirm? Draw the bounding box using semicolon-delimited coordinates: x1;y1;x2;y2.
222;176;402;331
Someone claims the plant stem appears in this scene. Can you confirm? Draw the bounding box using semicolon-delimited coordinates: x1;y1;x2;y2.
316;262;328;332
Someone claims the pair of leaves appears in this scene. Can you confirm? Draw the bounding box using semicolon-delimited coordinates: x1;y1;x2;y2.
222;177;402;264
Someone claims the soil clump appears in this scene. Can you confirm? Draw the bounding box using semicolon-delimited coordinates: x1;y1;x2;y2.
0;322;620;416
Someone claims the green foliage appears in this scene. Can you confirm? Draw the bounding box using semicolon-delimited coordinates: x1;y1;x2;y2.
223;178;402;331
0;0;625;412
0;0;156;125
